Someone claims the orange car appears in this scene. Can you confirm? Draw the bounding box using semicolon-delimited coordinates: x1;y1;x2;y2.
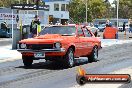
103;27;118;39
17;25;101;67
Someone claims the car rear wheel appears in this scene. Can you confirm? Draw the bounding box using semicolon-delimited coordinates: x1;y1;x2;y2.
88;46;98;62
22;55;33;67
63;48;75;68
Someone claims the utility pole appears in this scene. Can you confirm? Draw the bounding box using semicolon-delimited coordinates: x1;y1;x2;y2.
86;0;87;23
36;0;40;36
27;0;29;4
117;0;119;27
36;0;40;15
27;0;29;14
19;0;20;4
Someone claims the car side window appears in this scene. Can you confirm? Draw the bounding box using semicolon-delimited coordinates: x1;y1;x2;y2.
84;29;92;37
78;27;85;37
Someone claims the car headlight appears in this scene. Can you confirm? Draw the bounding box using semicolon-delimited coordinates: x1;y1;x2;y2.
20;44;27;49
54;42;61;49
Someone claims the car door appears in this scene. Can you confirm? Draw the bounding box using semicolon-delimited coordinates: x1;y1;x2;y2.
83;28;94;55
74;26;88;57
74;26;83;57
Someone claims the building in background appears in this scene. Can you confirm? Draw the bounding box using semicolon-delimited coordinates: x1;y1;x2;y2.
44;0;70;25
0;0;70;27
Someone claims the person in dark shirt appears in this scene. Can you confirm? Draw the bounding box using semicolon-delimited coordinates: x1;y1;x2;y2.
129;21;132;33
123;22;126;32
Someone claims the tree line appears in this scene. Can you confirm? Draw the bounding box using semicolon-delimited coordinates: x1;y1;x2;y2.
68;0;132;23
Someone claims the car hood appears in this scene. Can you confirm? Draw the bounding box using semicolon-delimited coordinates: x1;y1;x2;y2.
19;34;74;44
36;34;62;39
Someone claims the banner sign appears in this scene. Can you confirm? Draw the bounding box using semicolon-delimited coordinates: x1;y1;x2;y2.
0;13;34;25
0;13;16;20
11;4;49;11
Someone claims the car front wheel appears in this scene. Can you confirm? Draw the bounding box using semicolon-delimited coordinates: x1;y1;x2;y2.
22;55;33;67
88;46;98;62
63;48;75;68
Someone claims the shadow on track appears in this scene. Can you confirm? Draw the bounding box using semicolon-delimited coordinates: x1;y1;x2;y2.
15;58;99;70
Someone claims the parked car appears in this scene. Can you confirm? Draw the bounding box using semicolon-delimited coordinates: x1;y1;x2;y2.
103;27;118;39
17;25;101;67
118;26;123;32
118;23;130;32
98;24;106;32
0;28;12;38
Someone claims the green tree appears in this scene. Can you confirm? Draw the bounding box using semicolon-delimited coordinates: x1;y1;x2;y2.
89;0;108;19
68;0;108;23
68;0;87;23
119;0;132;18
112;0;132;19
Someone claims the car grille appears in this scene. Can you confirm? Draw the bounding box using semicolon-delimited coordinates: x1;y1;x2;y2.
26;44;53;50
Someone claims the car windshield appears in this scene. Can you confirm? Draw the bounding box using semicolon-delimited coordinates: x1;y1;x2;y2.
39;26;76;36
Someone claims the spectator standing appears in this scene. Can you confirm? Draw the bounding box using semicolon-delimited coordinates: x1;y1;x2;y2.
29;15;41;38
106;19;112;27
123;22;126;32
129;21;132;33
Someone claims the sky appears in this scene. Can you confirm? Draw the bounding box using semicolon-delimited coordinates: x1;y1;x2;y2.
109;0;114;4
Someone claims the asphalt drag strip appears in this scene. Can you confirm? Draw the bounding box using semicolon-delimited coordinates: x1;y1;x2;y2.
0;42;131;88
